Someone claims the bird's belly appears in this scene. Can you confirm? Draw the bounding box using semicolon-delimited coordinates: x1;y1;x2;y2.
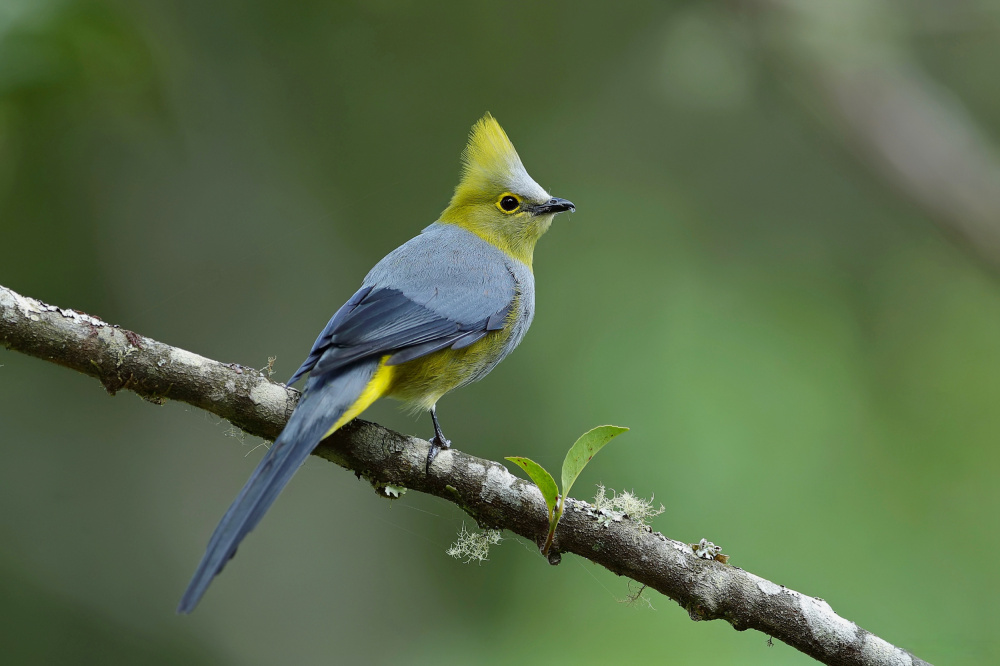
385;328;512;412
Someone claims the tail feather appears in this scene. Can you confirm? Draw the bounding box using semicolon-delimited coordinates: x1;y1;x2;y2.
177;357;382;613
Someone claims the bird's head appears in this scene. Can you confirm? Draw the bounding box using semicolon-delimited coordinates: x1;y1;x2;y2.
440;114;574;267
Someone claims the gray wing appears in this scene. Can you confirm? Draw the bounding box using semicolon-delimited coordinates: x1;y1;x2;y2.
288;224;517;386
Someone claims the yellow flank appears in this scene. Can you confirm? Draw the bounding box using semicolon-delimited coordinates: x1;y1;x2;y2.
323;356;396;438
387;295;519;412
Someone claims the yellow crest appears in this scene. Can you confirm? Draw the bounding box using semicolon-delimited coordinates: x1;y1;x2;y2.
460;113;524;185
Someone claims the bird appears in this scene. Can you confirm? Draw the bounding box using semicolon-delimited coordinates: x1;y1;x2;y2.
177;114;575;613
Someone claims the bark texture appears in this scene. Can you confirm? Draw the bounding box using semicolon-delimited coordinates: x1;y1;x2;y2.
1;284;930;666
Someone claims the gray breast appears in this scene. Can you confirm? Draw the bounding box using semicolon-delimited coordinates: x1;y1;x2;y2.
498;254;535;362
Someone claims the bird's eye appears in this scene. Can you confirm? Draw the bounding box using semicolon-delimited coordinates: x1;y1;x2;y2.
499;195;520;212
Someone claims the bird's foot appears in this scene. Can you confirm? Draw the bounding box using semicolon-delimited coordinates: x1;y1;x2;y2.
426;433;451;474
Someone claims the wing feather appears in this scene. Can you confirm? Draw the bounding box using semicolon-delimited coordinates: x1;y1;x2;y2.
287;224;520;387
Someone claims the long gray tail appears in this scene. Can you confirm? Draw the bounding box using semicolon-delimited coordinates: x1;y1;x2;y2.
177;357;380;613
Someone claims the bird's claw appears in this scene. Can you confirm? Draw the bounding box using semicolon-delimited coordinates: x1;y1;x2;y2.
426;434;451;474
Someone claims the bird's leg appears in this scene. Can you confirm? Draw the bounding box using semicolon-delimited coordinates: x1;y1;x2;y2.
426;404;451;473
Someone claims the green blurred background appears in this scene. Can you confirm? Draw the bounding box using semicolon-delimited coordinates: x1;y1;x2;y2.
2;0;999;663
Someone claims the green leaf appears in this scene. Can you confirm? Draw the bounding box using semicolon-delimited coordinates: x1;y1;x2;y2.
560;425;629;500
505;456;559;515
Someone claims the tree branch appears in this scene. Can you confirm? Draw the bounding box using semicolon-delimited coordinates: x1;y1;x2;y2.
0;283;930;666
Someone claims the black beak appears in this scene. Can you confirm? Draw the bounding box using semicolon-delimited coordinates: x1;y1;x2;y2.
532;197;576;215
